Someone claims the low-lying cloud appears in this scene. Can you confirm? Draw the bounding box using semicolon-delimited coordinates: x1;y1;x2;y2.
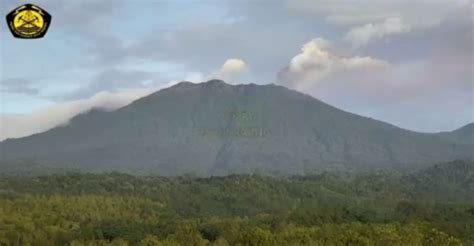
0;88;155;141
0;59;250;140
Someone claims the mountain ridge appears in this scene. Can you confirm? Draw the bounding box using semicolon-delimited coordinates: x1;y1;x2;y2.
2;80;471;142
1;80;472;176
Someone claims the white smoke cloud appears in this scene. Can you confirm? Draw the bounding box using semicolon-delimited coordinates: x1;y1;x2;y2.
278;38;389;90
211;58;249;84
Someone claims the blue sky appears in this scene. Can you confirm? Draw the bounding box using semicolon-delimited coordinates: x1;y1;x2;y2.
0;0;473;139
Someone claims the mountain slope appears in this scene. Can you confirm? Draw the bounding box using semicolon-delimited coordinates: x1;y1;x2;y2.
1;80;472;175
438;123;474;145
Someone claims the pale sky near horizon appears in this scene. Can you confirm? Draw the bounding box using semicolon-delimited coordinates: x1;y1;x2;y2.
0;0;473;140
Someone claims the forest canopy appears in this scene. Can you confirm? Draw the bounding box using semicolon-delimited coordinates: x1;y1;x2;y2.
0;160;473;245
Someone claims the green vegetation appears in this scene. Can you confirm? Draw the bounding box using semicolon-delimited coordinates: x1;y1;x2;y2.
0;160;472;245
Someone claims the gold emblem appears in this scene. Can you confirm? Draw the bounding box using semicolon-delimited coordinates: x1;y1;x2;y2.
6;4;52;39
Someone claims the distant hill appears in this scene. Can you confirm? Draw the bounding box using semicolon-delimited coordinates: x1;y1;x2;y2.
403;159;474;201
437;123;474;145
0;80;472;176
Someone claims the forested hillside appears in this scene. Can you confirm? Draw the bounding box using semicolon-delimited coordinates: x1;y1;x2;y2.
0;160;472;245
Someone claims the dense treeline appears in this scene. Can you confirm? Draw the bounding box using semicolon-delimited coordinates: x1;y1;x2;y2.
0;160;472;245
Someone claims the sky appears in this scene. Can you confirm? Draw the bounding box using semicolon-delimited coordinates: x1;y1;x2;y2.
0;0;473;140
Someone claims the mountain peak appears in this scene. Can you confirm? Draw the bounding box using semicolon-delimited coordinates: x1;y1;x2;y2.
172;81;195;89
205;79;227;86
170;80;282;92
169;80;230;91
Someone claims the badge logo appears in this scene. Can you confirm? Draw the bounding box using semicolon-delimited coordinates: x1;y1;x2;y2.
6;4;52;39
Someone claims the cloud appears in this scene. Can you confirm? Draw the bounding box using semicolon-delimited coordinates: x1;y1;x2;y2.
211;59;249;83
360;7;473;62
0;88;156;141
110;2;324;84
0;78;40;96
287;0;466;28
278;38;388;90
345;18;410;47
